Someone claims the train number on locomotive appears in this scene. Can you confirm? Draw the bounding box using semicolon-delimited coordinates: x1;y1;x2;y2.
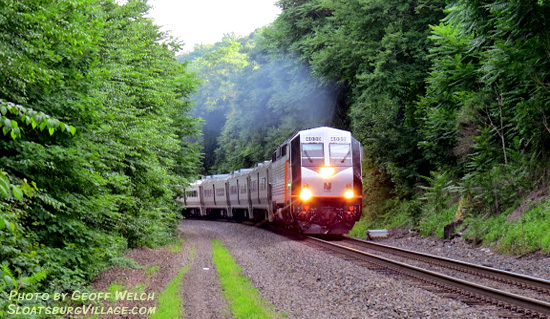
330;136;347;142
305;136;322;142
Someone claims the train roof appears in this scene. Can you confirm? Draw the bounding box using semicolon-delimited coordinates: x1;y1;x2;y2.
283;126;352;145
231;168;252;177
184;179;204;190
200;174;230;182
256;160;271;167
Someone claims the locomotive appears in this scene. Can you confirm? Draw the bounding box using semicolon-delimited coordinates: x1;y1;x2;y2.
181;126;363;235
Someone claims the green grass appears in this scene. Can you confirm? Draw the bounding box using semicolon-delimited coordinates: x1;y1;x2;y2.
412;195;550;254
461;198;550;254
145;265;160;277
211;239;284;319
349;198;417;238
418;203;458;238
108;282;125;303
149;265;190;319
133;282;146;293
505;199;550;253
348;218;370;238
189;246;196;260
110;256;143;269
168;237;184;253
149;245;195;319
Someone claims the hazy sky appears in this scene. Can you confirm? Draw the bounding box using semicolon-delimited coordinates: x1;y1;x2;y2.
146;0;281;51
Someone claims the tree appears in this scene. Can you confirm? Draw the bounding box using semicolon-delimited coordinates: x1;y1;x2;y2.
184;30;338;173
0;103;75;315
0;0;201;306
182;35;251;172
267;0;446;195
419;0;550;214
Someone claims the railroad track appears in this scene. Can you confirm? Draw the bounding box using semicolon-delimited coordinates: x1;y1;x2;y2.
306;236;550;318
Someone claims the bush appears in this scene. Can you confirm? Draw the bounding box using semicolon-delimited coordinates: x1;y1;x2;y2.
498;199;550;253
418;203;458;238
463;213;507;245
348;218;370;238
461;198;550;253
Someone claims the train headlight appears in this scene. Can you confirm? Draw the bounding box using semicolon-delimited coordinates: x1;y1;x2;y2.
319;166;335;177
344;190;354;199
300;188;313;201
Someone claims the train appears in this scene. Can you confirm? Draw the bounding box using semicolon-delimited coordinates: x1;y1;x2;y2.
180;126;363;235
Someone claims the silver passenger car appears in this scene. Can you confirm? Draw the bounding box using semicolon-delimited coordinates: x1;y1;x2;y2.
227;168;252;220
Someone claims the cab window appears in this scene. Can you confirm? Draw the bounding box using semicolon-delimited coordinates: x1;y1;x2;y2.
302;143;324;167
302;143;323;157
330;143;352;166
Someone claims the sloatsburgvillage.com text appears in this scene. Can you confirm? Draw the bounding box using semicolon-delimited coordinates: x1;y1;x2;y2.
8;304;157;316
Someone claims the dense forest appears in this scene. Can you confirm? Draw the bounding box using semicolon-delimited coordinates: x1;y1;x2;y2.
183;0;550;253
1;0;550;316
0;0;201;316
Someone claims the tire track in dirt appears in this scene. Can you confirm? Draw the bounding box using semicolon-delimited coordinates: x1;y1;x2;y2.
179;223;233;319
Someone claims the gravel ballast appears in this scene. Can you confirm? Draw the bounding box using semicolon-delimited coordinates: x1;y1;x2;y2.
178;220;503;319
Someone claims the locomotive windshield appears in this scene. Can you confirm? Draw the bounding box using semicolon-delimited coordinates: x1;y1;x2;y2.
302;143;324;167
330;143;352;166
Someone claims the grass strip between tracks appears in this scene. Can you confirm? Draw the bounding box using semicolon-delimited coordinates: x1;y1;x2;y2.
149;247;195;319
211;239;285;319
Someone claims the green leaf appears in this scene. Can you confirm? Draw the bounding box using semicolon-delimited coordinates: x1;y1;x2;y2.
0;105;6;115
48;127;54;135
70;126;76;135
47;119;57;128
0;219;14;233
12;185;23;201
4;274;17;289
34;114;43;124
0;177;9;199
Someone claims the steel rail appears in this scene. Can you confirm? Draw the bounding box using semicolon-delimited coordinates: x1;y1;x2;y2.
343;236;550;294
307;236;550;318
